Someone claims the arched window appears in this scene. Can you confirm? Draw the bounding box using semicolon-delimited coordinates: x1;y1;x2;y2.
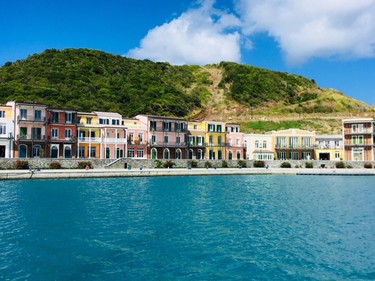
237;151;241;160
163;148;170;160
51;146;58;158
19;145;27;158
188;149;193;160
32;145;42;158
197;149;203;160
255;140;259;148
175;149;182;159
64;146;72;158
151;148;157;160
228;151;233;160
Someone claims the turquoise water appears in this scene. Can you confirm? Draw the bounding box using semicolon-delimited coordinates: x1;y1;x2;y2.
0;175;374;281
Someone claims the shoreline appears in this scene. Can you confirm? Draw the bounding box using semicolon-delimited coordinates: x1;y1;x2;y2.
1;167;375;180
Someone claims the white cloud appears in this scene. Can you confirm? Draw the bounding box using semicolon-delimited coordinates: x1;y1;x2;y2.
126;1;241;65
236;0;375;65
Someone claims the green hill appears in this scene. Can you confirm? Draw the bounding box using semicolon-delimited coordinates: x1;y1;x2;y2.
0;48;373;127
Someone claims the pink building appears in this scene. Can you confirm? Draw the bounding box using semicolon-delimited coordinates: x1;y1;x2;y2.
225;123;245;160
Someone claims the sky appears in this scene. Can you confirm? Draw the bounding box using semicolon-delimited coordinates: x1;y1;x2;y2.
1;0;375;106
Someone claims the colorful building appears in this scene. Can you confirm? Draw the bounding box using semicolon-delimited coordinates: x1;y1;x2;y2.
203;121;226;160
0;103;14;158
187;121;206;160
270;129;316;160
136;115;188;160
8;101;48;158
123;117;148;159
77;112;101;159
46;108;78;158
315;135;343;161
342;118;375;161
244;134;274;160
225;123;245;160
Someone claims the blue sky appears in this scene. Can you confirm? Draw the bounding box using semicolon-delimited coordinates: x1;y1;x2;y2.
1;0;375;106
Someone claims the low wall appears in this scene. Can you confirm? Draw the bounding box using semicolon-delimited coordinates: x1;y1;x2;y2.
0;158;374;170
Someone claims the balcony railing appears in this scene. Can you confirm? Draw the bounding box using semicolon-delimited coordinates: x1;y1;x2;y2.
18;115;46;123
49;119;76;125
103;138;128;144
78;137;102;143
344;129;373;135
275;145;315;149
18;134;46;141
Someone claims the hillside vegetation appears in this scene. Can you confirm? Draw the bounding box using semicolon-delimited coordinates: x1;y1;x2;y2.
0;48;374;134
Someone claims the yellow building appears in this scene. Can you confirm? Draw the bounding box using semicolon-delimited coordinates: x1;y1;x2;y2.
315;135;344;161
270;129;316;160
203;121;226;160
77;112;101;159
187;121;206;159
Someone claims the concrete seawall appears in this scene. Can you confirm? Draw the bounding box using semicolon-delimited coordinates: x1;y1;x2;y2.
1;167;374;180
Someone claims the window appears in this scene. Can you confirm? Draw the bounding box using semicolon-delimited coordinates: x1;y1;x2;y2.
218;136;222;146
176;136;181;144
352;124;364;133
65;113;73;124
197;136;203;146
52;128;58;139
65;129;72;139
197;149;203;160
106;148;110;158
291;152;299;160
99;118;109;125
0;111;5;118
128;148;135;157
163;121;171;131
79;146;85;158
90;147;96;158
237;151;241;160
209;135;213;145
0;124;6;135
176;122;184;132
353;136;364;145
194;125;198;130
277;151;287;160
229;151;233;160
52;112;59;123
208;124;215;132
289;137;299;148
217;125;222;132
20;127;28;139
151;135;157;144
277;137;286;148
302;152;311;160
255;140;259;148
302;137;312;148
335;151;340;160
137;148;144;158
87;118;92;124
188;136;194;145
175;149;182;159
112;119;120;125
262;141;267;148
352;147;364;161
32;128;42;140
163;148;170;159
116;148;123;158
32;145;42;157
129;133;134;143
236;138;240;146
20;109;27;120
64;146;72;158
34;110;42;121
138;133;143;143
164;136;169;143
150;121;157;131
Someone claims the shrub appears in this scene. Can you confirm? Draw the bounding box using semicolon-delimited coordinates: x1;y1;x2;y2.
49;162;62;169
237;160;247;168
188;160;198;168
280;162;292;168
15;160;29;170
221;160;228;168
253;160;265;168
305;162;314;168
154;160;163;168
163;160;176;168
335;161;346;169
364;162;373;169
77;161;93;169
204;161;213;168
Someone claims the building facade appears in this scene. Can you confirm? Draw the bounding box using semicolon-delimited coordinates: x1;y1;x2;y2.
187;121;206;160
0;104;14;158
315;135;343;161
203;121;226;160
244;134;274;160
342;118;375;161
225;124;245;160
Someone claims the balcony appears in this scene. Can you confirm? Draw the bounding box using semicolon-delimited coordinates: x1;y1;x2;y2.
344;129;373;135
49;119;76;125
78;137;102;143
18;115;46;123
103;138;128;144
275;145;315;150
18;134;46;141
149;141;187;147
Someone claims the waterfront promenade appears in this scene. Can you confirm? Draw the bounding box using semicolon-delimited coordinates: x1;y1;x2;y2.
1;167;375;180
